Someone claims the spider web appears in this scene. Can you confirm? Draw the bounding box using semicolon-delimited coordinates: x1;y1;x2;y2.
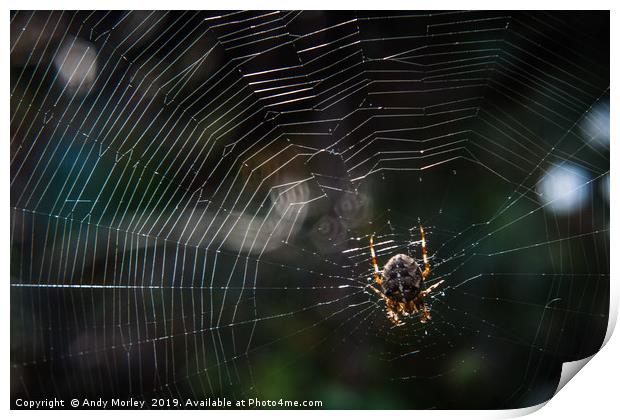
10;10;609;409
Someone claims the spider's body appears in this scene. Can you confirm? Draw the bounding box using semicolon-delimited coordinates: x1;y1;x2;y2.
381;254;423;302
368;225;443;326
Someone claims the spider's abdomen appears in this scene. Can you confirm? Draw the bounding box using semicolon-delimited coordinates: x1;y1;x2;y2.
381;254;423;302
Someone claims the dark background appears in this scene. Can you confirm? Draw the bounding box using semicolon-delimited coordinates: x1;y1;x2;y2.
10;10;609;409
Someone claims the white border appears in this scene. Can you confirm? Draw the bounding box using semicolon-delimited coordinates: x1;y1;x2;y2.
3;2;617;419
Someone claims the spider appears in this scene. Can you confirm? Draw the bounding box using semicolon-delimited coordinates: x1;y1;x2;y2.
367;225;444;326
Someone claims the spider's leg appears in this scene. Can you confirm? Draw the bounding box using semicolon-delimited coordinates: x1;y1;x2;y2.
369;235;382;286
367;285;403;326
416;280;444;324
420;279;445;297
387;310;402;326
419;224;431;279
366;283;386;300
419;305;431;323
386;301;403;326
